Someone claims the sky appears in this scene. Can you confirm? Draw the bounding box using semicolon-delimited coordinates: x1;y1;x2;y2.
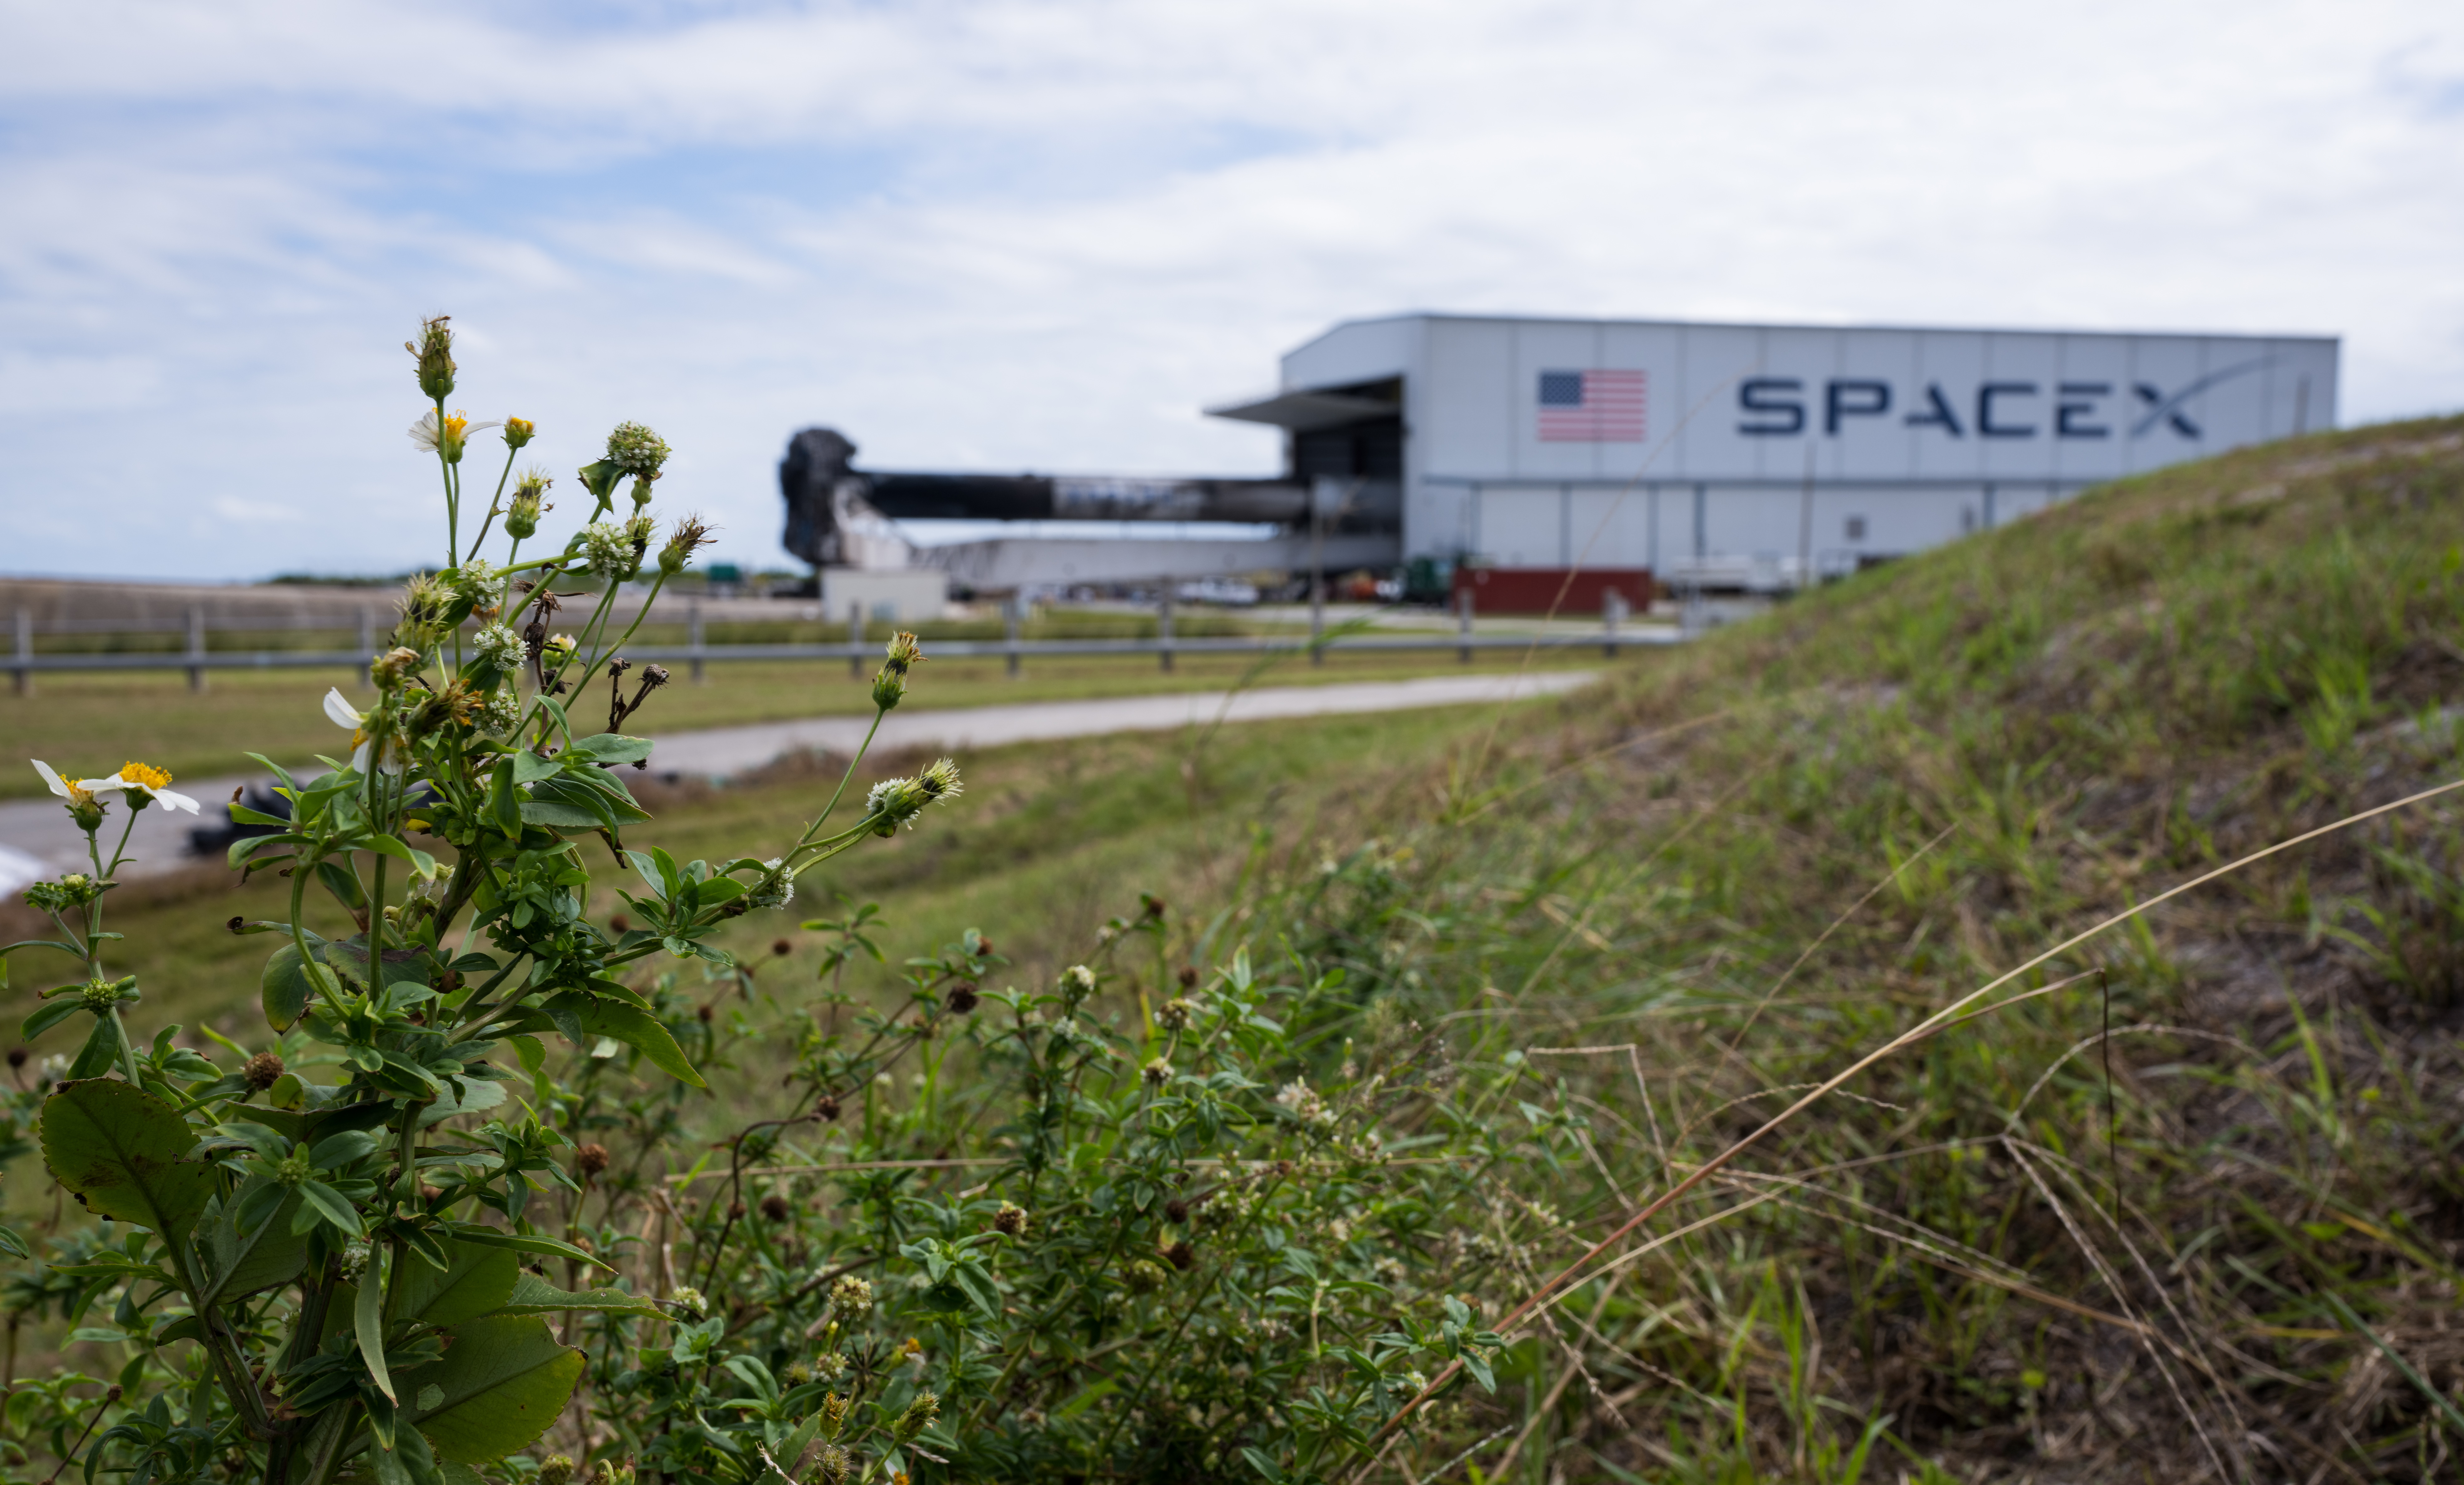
2;0;2460;582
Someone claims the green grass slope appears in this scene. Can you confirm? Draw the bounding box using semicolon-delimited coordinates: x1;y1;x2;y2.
1224;416;2464;1481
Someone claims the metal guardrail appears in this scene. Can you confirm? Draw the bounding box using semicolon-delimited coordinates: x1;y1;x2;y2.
5;626;1682;681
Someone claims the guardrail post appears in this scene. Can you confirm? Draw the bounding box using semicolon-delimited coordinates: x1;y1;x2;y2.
1456;588;1474;665
688;599;707;684
1004;594;1022;678
356;607;374;688
847;602;865;679
1603;588;1625;659
12;607;31;696
186;606;208;693
1157;586;1175;673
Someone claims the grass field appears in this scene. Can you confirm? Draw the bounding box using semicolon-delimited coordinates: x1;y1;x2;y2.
0;644;1613;799
15;418;2464;1480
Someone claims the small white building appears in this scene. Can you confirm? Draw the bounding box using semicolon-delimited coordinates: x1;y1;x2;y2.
1210;313;2338;586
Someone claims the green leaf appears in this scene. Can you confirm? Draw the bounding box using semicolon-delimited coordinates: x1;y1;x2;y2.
260;940;332;1032
541;993;704;1088
404;1314;583;1462
448;1224;615;1272
510;752;563;786
387;1242;518;1330
20;999;88;1042
195;1179;306;1304
39;1079;213;1239
0;1223;26;1260
485;1273;663;1320
358;1244;396;1401
65;1014;123;1081
568;733;653;766
294;1179;362;1237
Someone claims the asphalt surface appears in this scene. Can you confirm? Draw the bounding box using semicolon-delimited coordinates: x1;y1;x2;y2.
0;670;1597;890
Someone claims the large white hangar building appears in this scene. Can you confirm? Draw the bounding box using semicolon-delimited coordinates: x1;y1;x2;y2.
1208;313;2339;589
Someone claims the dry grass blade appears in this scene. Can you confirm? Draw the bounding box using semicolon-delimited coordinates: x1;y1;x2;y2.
1349;773;2464;1470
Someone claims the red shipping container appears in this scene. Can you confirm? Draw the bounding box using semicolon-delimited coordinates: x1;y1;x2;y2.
1449;567;1653;616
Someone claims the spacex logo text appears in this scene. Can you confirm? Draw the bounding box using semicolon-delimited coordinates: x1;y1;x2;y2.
1734;358;2271;441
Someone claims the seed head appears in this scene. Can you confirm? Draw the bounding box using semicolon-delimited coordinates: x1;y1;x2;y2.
820;1391;851;1441
1156;998;1196;1033
575;1143;611;1177
813;1092;841;1121
863;777;930;836
5;1048;25;1069
991;1202;1028;1238
537;1457;575;1485
760;1194;792;1222
815;1444;852;1485
658;514;715;577
666;1285;707;1322
772;938;794;958
1125;1259;1168;1294
881;631;923;674
1163;1239;1196;1271
916;757;962;801
1060;964;1097;1005
1142;1057;1172;1088
1178;965;1199;989
944;981;979;1014
407;316;455;400
243;1051;286;1092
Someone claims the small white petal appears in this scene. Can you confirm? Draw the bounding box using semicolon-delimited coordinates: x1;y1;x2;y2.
324;688;363;729
408;411;442;452
78;777;132;793
153;788;201;814
466;420;503;434
31;760;69;798
352;739;374;773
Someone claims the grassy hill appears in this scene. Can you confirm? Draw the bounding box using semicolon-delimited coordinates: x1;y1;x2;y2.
11;417;2464;1481
1217;414;2464;1481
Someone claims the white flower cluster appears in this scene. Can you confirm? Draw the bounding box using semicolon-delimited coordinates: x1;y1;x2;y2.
745;858;793;910
580;520;640;580
480;688;525;735
472;623;529;671
446;559;504;608
1275;1077;1331;1124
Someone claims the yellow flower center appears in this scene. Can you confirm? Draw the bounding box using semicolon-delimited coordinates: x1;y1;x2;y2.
65;783;96;806
119;762;172;790
443;413;469;439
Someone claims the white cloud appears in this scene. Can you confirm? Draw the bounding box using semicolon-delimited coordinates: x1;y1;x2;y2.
0;0;2458;579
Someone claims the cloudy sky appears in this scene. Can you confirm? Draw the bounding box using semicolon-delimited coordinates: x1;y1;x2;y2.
3;0;2460;581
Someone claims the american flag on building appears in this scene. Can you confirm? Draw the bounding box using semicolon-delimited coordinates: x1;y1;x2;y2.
1536;369;1647;442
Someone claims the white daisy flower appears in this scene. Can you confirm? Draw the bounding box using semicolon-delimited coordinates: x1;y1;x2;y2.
80;762;200;814
323;688;400;773
408;409;503;464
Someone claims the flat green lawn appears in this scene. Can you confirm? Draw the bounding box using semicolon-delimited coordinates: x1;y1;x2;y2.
0;647;1619;799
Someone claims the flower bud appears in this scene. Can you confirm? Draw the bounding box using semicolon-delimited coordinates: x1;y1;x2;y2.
819;1392;851;1442
371;646;421;689
881;631;923;675
895;1390;940;1440
1142;1057;1171;1088
63;784;107;835
666;1285;707;1322
537;1457;574;1485
870;668;906;712
1125;1259;1168;1294
502;416;536;450
506;494;544;540
407;315;455;400
1156;998;1196;1033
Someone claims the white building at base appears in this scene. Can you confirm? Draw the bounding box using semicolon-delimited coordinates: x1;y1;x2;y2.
1209;313;2338;589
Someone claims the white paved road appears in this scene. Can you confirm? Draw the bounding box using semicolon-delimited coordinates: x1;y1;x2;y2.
0;670;1597;889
